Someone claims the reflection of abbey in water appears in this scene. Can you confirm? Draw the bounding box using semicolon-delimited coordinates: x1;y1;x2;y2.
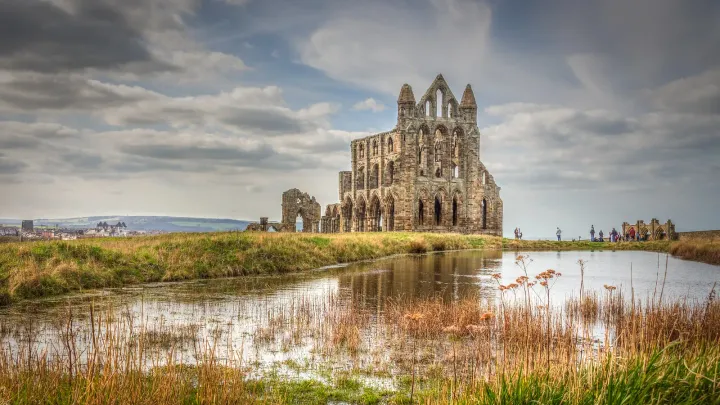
337;251;503;310
248;75;503;235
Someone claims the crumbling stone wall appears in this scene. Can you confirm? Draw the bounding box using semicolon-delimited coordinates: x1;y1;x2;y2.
325;74;503;235
621;219;677;240
282;188;321;232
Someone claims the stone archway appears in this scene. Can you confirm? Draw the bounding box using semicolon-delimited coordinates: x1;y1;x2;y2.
369;194;382;231
385;194;395;231
281;188;321;232
356;197;367;232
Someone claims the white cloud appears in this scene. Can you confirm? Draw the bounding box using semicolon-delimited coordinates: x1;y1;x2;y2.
296;0;492;95
352;98;385;112
647;68;720;115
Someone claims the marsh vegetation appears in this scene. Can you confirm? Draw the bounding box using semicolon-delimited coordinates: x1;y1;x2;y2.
0;250;718;404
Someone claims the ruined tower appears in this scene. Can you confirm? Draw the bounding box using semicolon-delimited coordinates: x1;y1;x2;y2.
322;74;503;235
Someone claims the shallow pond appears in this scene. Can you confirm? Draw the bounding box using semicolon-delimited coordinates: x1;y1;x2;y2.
0;250;717;377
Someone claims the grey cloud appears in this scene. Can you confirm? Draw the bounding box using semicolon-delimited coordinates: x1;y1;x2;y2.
0;0;171;73
118;142;314;170
120;143;275;161
219;109;307;134
0;158;27;174
0;136;40;149
61;151;105;170
0;74;160;111
483;103;720;191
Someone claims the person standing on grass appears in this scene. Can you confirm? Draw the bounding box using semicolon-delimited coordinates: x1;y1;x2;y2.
599;230;604;242
519;229;523;240
556;227;562;241
514;227;519;239
590;225;595;242
629;227;636;241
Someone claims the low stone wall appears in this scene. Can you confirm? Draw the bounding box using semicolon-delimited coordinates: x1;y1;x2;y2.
677;230;720;241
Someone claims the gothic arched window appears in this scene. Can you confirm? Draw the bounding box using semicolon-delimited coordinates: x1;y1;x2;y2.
388;136;394;152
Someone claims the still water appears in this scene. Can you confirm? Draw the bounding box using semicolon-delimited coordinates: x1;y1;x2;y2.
0;250;717;371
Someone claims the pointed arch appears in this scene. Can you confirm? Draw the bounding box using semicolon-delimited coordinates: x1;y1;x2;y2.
341;195;354;232
369;163;379;189
356;166;365;190
451;190;463;227
369;194;382;232
434;195;442;226
387;136;394;152
417;188;430;226
384;193;396;232
386;160;395;185
356;195;367;232
436;89;443;117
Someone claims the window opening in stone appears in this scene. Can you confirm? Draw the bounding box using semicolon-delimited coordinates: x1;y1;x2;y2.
425;101;431;117
482;171;486;185
452;197;458;226
481;198;487;229
435;167;441;178
436;89;443;117
447;102;453;118
358;144;364;159
388;136;394;152
343;200;353;232
372;140;378;155
356;167;365;190
451;163;458;178
418;200;424;225
387;161;394;185
434;196;442;226
434;142;441;162
387;198;395;231
357;200;366;232
370;163;379;189
296;212;304;232
371;198;382;231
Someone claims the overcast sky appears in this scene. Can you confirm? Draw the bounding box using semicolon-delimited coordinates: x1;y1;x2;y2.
1;0;718;238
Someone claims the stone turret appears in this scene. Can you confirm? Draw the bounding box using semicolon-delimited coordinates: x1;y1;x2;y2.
397;83;416;120
459;84;477;122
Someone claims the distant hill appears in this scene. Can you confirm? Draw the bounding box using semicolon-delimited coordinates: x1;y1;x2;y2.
0;216;252;232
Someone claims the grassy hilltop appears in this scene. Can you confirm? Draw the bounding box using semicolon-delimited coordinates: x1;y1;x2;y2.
0;232;717;304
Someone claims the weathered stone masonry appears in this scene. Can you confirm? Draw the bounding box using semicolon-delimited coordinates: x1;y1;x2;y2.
322;74;503;235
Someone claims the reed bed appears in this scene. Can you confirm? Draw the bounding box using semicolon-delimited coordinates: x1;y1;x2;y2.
670;240;720;265
0;253;718;404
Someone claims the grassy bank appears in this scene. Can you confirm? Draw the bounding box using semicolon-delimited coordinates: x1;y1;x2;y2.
0;232;717;304
0;232;495;304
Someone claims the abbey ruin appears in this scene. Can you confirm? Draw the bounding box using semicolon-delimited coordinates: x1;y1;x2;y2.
249;74;503;235
321;74;503;235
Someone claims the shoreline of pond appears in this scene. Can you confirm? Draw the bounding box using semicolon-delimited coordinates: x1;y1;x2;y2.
0;232;717;305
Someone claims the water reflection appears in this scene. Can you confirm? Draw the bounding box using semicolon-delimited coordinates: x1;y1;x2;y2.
338;251;502;310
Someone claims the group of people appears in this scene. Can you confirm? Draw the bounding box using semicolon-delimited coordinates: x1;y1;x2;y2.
555;225;640;242
513;227;523;240
589;225;648;242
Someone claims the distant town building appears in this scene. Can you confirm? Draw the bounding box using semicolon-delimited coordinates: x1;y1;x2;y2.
21;220;33;232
